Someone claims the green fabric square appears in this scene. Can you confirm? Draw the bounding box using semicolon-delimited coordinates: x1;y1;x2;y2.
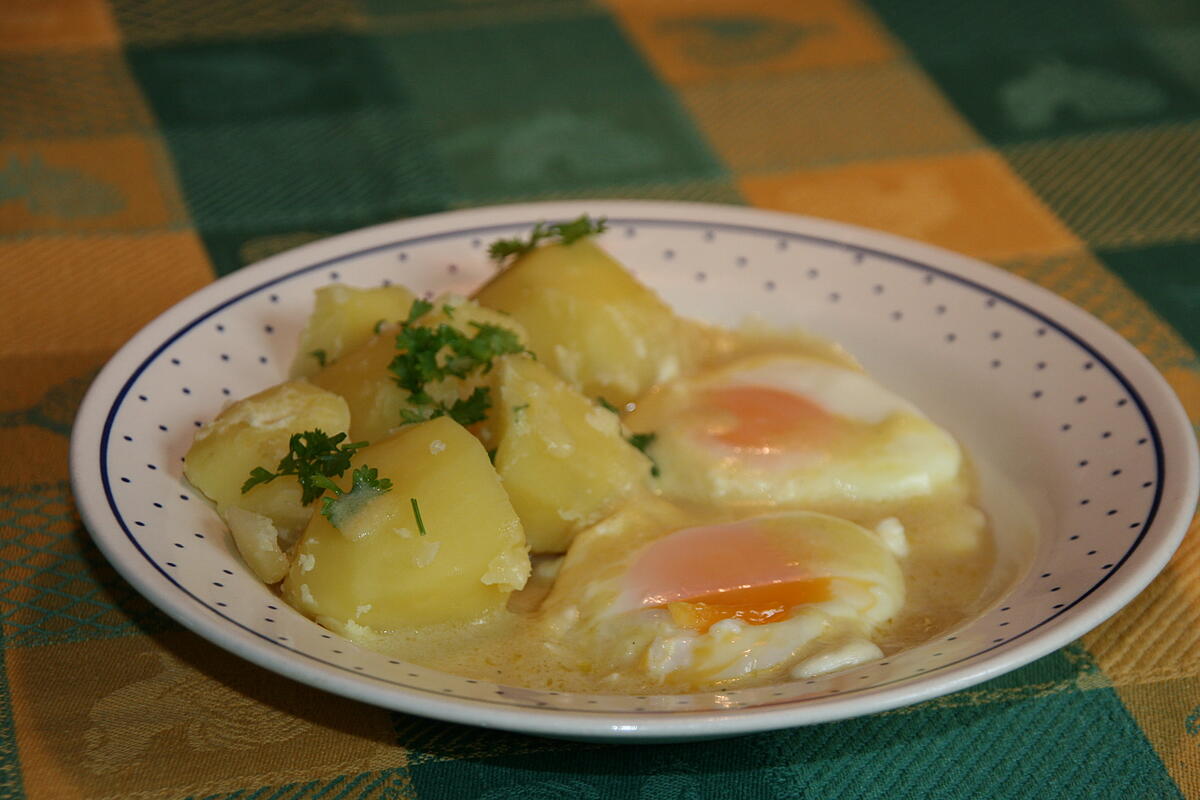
1142;26;1200;94
866;0;1137;60
427;100;725;202
405;669;1178;799
1100;242;1200;353
125;33;406;126
366;6;724;197
158;110;454;235
916;41;1200;144
371;15;659;114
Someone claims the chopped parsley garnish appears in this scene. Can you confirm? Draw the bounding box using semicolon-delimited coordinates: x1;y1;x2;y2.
240;430;393;530
487;214;608;263
241;429;366;505
309;349;327;368
627;431;661;478
442;303;456;319
512;403;529;418
627;432;657;452
321;466;394;530
389;299;528;427
373;319;386;334
596;396;619;414
410;497;427;536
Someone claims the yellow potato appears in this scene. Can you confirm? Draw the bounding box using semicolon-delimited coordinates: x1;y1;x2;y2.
310;293;527;442
183;381;351;533
280;416;530;633
290;284;416;377
473;239;701;405
491;355;654;553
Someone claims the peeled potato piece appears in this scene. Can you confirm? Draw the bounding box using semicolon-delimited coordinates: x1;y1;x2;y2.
290;284;416;377
223;507;290;584
183;380;351;534
490;355;654;553
474;239;702;406
280;416;530;634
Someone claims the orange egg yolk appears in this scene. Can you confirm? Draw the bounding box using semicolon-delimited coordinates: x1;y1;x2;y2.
665;579;835;632
701;384;839;454
630;520;837;633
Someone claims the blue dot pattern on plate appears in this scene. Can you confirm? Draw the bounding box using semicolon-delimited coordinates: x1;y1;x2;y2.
94;215;1165;716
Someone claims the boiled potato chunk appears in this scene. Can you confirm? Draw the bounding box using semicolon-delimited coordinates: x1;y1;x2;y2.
280;416;530;633
491;355;654;553
309;332;409;443
473;239;700;405
310;293;527;442
290;284;416;377
224;507;290;584
184;381;350;533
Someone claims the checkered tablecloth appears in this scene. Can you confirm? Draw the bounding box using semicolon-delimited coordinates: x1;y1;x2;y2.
2;1;1199;797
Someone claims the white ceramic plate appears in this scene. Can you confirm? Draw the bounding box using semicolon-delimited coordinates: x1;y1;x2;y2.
70;201;1198;741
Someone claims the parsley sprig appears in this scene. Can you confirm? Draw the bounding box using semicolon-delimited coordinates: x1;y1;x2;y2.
389;300;528;427
242;430;365;505
627;432;661;478
321;465;394;530
241;429;393;528
487;214;608;262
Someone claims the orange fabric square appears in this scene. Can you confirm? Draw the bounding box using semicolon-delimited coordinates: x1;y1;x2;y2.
740;151;1083;261
605;0;896;84
681;62;982;172
0;136;188;236
6;633;407;800
1084;512;1200;686
0;231;214;359
0;0;120;52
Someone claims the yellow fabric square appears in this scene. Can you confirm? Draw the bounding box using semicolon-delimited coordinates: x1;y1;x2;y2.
6;633;407;800
0;51;154;138
605;0;896;85
740;151;1083;261
1085;513;1200;687
1113;675;1200;798
0;0;120;53
0;231;214;359
1004;123;1200;250
0;135;188;236
110;0;356;45
1001;250;1200;376
680;62;982;172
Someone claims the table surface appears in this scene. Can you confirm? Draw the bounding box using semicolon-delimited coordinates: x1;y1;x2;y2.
3;1;1199;798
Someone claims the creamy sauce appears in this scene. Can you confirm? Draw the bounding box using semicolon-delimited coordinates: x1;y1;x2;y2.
367;466;1002;694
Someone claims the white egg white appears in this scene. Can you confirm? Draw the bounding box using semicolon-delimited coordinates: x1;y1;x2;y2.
625;354;963;508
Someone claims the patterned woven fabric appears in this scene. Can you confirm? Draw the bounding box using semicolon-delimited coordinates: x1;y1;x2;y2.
2;0;1198;797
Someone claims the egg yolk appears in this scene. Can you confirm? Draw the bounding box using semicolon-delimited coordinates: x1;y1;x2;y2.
629;520;840;633
701;384;839;454
665;579;834;632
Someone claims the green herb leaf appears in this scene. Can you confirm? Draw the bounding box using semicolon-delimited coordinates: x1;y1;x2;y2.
410;497;427;536
310;349;327;368
373;319;386;334
321;465;394;529
388;299;529;428
627;431;661;479
596;396;619;414
241;429;366;506
627;432;657;452
406;298;433;324
487;215;607;263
